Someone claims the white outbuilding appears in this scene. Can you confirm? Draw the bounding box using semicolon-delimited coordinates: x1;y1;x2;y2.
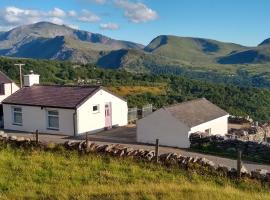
137;98;229;148
2;72;128;136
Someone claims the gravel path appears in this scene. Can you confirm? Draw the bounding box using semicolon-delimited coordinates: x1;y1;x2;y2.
4;127;270;172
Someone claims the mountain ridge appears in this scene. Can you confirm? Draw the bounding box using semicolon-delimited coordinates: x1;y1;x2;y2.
0;22;270;72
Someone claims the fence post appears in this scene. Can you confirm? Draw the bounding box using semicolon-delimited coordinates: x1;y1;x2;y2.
155;139;159;163
35;130;39;145
237;149;242;179
85;132;89;147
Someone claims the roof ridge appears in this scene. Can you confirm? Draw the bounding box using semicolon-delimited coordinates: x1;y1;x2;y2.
164;98;206;109
34;84;101;88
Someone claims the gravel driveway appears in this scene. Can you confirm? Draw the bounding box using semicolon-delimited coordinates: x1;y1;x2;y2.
4;127;270;172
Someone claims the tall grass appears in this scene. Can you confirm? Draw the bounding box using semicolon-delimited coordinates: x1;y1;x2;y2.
0;147;269;200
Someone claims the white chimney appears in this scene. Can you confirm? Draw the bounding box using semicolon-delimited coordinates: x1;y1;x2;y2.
24;70;40;87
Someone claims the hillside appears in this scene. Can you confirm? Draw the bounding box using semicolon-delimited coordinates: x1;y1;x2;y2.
259;38;270;46
96;35;270;77
2;57;270;121
0;22;143;63
218;46;270;64
1;22;270;80
0;147;269;200
144;35;247;64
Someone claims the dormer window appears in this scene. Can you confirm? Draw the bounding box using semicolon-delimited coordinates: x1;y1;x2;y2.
0;83;5;95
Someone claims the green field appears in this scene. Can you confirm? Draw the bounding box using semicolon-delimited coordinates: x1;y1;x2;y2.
0;147;269;200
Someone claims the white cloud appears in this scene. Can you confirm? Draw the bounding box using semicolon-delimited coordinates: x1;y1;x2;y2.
100;22;119;30
66;24;79;29
67;10;77;17
114;0;158;23
48;7;66;18
49;17;64;25
78;9;101;22
0;6;101;31
2;6;43;25
91;0;107;4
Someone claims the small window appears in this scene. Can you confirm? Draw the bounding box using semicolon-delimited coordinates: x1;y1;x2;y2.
92;105;100;113
12;107;22;125
0;84;5;95
205;128;211;135
47;110;59;130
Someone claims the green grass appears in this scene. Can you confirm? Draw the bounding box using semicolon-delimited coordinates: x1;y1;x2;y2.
0;147;269;200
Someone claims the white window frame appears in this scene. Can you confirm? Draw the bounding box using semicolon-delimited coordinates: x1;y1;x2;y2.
12;106;22;126
47;110;59;130
92;104;100;114
205;128;212;135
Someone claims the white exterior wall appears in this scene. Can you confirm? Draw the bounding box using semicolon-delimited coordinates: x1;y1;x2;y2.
0;83;19;103
76;89;128;135
189;115;229;136
3;104;75;135
137;109;191;148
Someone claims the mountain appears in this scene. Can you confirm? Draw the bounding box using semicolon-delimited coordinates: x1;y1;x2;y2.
1;22;270;75
217;46;270;64
144;35;247;65
0;22;143;63
259;38;270;46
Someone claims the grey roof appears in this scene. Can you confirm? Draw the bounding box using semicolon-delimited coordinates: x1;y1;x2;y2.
164;98;228;127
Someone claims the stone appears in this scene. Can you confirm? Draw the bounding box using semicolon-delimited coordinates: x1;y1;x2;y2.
9;135;17;141
145;150;155;161
217;164;230;175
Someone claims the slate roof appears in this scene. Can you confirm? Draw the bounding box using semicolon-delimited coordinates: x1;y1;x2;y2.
0;71;13;83
164;98;228;127
2;85;102;109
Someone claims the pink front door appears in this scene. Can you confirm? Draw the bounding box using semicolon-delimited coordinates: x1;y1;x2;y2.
105;103;112;129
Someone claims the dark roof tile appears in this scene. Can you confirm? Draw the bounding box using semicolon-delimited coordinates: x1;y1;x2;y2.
0;71;13;83
3;85;101;109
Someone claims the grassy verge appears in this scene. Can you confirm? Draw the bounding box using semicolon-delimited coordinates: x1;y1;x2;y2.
0;147;269;199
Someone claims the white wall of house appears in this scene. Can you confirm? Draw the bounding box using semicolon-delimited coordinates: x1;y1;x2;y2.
76;89;128;134
189;115;229;136
137;109;191;148
0;83;19;103
3;104;75;135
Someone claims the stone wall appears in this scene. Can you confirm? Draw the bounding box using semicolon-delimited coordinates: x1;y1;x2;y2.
0;133;270;183
190;132;270;163
228;125;270;142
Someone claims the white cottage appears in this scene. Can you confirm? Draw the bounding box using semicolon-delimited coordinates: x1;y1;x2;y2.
2;73;128;136
0;71;20;104
137;98;229;148
0;71;20;126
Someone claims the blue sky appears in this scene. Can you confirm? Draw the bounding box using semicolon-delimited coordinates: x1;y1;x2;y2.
0;0;269;46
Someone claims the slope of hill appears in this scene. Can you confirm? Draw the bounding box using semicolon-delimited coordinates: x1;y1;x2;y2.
218;46;270;64
0;22;143;63
1;22;270;78
144;35;247;65
259;38;270;46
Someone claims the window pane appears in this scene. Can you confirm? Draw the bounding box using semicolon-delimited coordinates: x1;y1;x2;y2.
14;113;22;124
93;105;99;112
48;116;59;129
48;110;58;116
14;107;22;112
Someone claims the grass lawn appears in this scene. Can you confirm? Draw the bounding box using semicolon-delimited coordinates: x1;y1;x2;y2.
0;147;269;200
